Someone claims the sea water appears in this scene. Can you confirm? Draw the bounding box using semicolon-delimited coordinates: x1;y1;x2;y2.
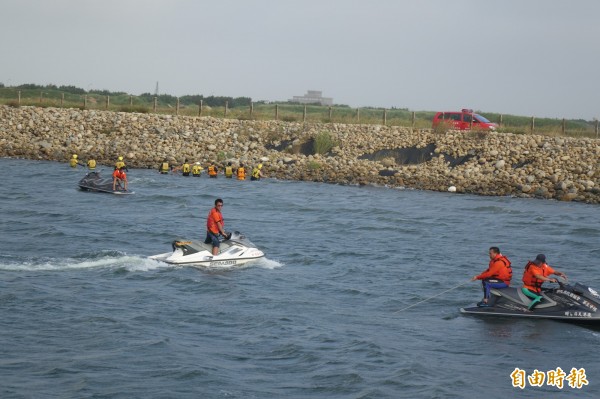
1;158;599;398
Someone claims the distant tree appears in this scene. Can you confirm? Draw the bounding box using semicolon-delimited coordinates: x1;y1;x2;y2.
17;83;44;89
58;85;86;94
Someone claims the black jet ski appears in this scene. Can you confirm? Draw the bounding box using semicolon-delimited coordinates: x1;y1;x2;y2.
461;280;600;325
78;171;134;195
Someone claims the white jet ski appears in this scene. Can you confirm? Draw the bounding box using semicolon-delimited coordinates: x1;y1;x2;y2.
149;231;264;267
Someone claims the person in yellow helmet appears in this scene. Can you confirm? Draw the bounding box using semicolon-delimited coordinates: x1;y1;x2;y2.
87;158;97;170
192;162;203;177
251;163;263;181
115;156;126;170
69;154;83;168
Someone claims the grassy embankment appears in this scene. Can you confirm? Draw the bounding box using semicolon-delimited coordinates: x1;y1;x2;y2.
0;87;597;138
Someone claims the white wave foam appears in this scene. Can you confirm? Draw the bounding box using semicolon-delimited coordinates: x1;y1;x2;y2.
0;254;168;272
255;257;283;269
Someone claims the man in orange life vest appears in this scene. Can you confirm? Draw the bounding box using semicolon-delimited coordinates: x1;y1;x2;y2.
204;198;229;256
471;246;512;307
522;254;567;310
112;166;128;191
208;162;218;178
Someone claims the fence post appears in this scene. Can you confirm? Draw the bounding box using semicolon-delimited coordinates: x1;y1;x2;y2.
84;95;87;108
18;90;21;105
383;109;387;125
224;101;228;117
530;116;535;134
275;104;279;120
250;102;254;117
561;118;566;135
175;97;179;115
129;95;133;106
499;114;503;126
39;91;43;104
356;108;360;122
596;119;599;138
61;93;64;107
470;112;473;130
303;105;307;122
106;95;110;110
199;100;203;116
153;97;157;112
411;111;416;129
328;106;332;121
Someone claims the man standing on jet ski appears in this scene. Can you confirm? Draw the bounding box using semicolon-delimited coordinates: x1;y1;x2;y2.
522;254;568;310
471;247;512;307
204;198;229;256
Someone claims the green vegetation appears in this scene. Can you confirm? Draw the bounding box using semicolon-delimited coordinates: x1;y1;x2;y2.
313;131;338;155
307;160;321;170
0;83;597;138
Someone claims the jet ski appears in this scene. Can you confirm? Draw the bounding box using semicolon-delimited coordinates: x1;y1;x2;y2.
78;171;134;195
461;280;600;325
149;231;264;267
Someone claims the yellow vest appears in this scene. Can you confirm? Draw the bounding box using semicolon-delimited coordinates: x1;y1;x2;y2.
160;162;169;173
225;166;233;177
115;161;125;169
182;163;191;173
87;159;96;170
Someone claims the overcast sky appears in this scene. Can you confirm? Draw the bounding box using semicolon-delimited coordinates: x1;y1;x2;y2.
2;0;599;119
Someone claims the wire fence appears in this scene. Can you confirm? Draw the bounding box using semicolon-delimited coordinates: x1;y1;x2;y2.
1;88;598;139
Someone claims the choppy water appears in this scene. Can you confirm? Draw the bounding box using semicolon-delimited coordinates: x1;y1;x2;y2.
1;158;599;398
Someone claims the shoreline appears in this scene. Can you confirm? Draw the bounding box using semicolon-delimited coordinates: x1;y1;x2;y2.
1;105;598;204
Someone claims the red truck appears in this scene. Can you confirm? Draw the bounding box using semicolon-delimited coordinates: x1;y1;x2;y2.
432;109;498;130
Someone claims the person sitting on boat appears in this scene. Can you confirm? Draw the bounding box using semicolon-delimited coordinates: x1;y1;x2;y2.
471;246;512;307
159;159;170;174
522;254;567;310
204;198;229;256
192;162;203;177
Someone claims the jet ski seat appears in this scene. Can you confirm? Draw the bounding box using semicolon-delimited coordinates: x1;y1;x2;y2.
490;287;558;309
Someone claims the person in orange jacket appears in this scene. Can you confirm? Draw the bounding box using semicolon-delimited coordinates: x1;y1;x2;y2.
471;246;512;307
522;254;567;310
204;198;229;255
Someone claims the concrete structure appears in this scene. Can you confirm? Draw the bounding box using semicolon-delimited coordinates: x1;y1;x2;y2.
289;90;333;106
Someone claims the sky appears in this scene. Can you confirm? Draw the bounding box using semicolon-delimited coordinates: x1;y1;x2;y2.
2;0;599;119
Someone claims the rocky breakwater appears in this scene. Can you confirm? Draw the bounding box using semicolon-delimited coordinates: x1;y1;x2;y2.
0;105;598;203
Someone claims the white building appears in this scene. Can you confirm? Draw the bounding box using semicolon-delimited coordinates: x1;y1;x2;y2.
289;90;333;106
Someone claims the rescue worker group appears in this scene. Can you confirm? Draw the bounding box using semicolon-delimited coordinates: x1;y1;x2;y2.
70;154;265;191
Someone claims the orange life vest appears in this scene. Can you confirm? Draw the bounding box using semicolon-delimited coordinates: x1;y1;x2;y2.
522;261;544;293
237;167;245;180
208;165;217;176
